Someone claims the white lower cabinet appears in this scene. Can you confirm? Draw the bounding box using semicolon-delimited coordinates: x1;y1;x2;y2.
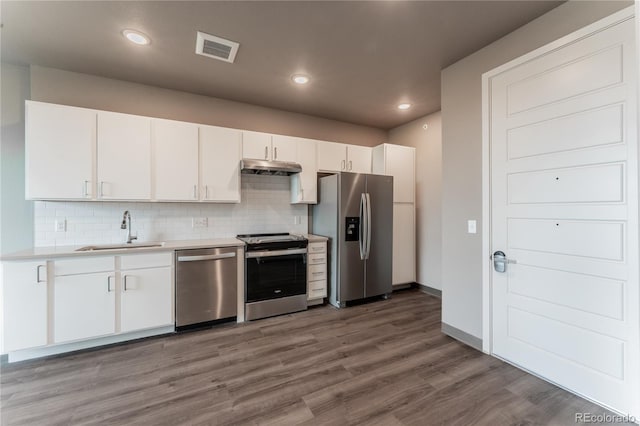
2;252;174;354
393;203;416;286
121;265;172;333
54;271;116;343
2;261;49;352
307;241;327;302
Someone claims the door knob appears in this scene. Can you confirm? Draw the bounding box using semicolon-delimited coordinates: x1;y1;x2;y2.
492;250;517;273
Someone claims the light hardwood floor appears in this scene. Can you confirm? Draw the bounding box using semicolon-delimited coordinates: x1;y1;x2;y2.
0;289;629;425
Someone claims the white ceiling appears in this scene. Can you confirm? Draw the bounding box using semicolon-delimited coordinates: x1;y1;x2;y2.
1;1;564;129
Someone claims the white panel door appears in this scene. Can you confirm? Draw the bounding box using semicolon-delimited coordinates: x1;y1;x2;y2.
26;101;95;200
290;138;317;204
392;203;416;286
97;111;151;200
152;119;199;201
317;141;347;172
242;131;272;160
2;261;48;351
490;18;638;416
346;145;372;173
201;125;242;202
121;267;172;333
271;135;297;162
54;272;116;343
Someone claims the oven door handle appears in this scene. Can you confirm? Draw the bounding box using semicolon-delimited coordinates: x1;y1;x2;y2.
177;252;236;262
246;248;307;258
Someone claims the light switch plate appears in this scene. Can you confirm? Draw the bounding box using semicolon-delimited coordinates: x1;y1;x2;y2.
192;217;208;228
467;220;477;234
55;219;67;232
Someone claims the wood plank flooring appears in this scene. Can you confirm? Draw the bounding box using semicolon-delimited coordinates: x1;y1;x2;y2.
0;289;629;425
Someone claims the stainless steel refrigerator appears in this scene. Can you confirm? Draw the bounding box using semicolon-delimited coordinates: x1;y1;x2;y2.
312;172;393;308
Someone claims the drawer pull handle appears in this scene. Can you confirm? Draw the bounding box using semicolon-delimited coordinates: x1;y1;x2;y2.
107;275;114;292
36;264;46;283
312;271;324;275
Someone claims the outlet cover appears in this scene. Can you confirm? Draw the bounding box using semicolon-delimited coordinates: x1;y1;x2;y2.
192;217;208;228
55;219;67;232
467;220;477;234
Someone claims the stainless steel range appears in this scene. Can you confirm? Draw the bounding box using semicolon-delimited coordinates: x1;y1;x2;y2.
237;233;308;320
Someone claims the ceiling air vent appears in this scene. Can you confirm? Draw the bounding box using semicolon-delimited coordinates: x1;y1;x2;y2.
195;31;239;63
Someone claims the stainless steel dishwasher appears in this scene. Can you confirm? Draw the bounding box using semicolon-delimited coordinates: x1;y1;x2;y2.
175;247;238;329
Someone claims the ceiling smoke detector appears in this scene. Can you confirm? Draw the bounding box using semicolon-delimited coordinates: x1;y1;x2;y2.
195;31;240;63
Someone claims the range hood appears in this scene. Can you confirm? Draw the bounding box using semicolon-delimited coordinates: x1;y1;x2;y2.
240;158;302;176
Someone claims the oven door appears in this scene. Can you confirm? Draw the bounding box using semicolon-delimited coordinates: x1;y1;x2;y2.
245;248;307;303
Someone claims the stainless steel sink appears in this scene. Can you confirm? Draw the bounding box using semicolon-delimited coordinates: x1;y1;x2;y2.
75;242;165;252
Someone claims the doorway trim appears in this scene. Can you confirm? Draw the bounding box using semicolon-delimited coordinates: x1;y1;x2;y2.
480;5;636;355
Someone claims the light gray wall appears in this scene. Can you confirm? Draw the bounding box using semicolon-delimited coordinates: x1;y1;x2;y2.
1;63;33;255
388;111;442;290
30;66;387;147
440;0;631;339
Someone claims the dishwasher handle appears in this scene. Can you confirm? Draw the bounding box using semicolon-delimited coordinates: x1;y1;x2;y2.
177;252;236;262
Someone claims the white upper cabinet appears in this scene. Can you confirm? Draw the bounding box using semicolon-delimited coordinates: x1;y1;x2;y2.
317;141;372;173
372;143;415;203
200;125;242;203
317;141;347;172
152;119;199;201
271;135;297;162
97;111;151;200
287;137;317;204
26;101;95;200
347;144;372;174
243;131;296;162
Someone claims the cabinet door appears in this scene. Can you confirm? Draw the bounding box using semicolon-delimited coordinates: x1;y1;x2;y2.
392;203;416;286
26;101;95;200
242;131;272;160
152;119;199;201
385;145;415;203
54;272;116;343
121;267;172;333
201;125;242;202
271;135;297;162
291;138;317;204
346;145;372;174
97;111;151;200
2;261;48;351
317;141;347;172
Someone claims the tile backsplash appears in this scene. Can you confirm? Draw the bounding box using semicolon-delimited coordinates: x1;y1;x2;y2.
34;175;308;247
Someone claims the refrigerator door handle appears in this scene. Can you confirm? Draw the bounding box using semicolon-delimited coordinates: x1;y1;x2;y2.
365;192;372;259
359;193;366;260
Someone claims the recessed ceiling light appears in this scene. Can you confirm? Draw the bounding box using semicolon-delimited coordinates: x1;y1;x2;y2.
397;103;411;110
122;29;150;45
292;74;310;85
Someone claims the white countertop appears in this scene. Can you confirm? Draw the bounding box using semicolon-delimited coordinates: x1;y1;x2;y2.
1;234;329;261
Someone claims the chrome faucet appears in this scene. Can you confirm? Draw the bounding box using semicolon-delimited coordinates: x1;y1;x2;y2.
120;210;137;244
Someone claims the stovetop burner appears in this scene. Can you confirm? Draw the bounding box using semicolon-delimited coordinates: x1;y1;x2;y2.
236;233;308;251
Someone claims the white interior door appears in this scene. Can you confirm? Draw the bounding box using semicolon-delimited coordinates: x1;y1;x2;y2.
489;16;638;416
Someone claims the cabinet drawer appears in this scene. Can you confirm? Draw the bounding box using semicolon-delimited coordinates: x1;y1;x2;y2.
308;242;326;254
308;279;327;299
120;252;172;270
55;256;115;276
308;264;326;281
308;253;327;265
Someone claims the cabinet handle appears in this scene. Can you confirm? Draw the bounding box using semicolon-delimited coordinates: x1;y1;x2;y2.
312;271;324;276
36;264;46;283
100;181;105;197
264;146;269;160
193;185;197;199
349;160;353;171
107;275;113;292
205;185;209;199
123;275;129;291
83;180;90;197
341;160;345;170
274;147;278;160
